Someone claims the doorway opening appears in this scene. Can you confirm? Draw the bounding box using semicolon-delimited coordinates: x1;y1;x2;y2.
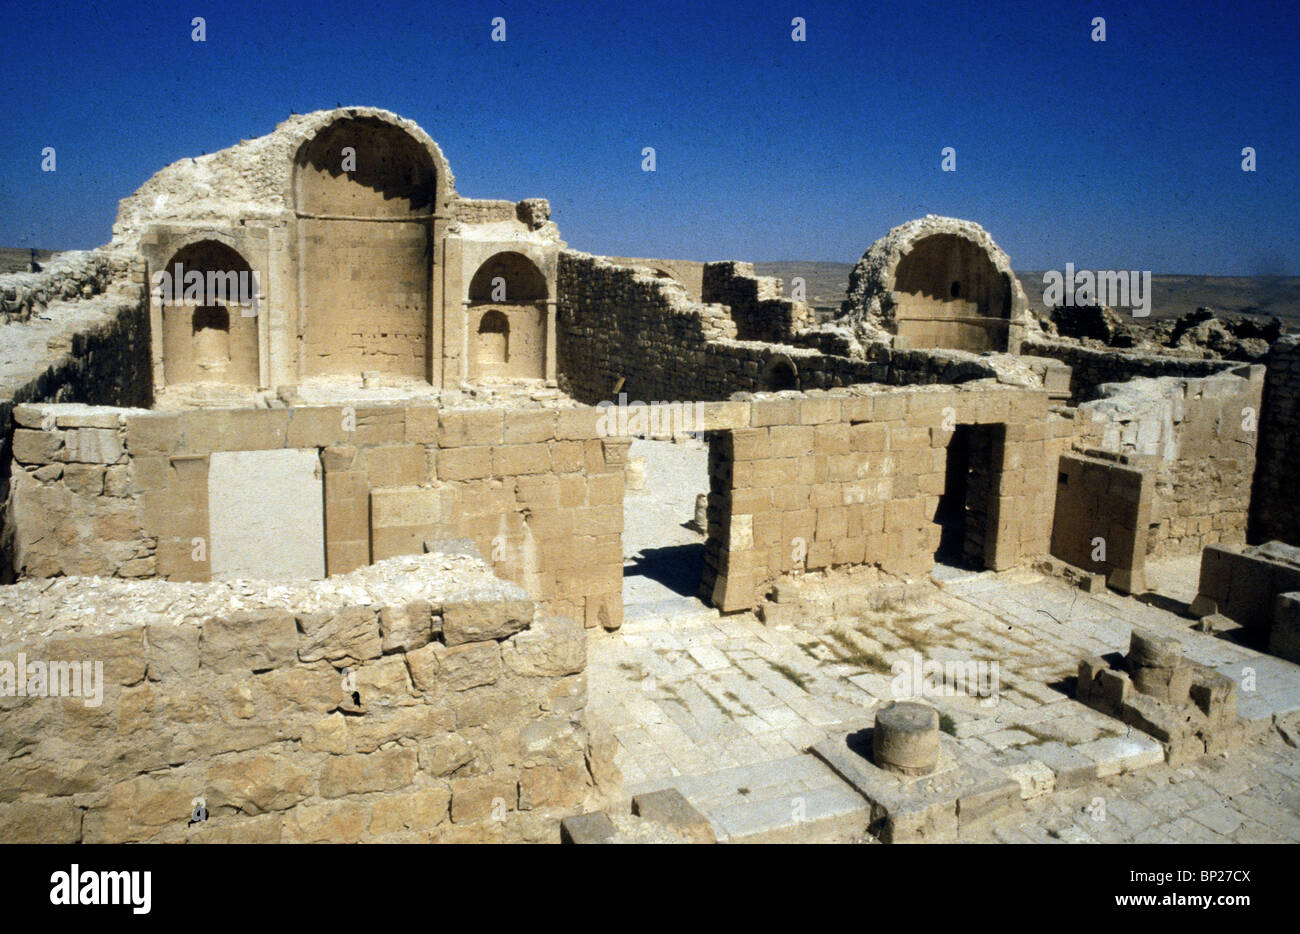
933;424;1003;568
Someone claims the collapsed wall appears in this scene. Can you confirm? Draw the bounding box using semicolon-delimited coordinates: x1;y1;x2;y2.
0;550;613;843
1048;366;1263;592
1072;367;1263;559
556;251;1006;406
700;261;810;343
1019;336;1237;403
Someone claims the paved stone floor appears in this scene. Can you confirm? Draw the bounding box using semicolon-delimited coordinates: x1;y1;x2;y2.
591;438;1300;842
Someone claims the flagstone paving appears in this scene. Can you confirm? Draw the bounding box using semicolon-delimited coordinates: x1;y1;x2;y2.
593;439;1300;842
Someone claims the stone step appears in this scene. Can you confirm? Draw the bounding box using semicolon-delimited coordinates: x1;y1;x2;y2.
629;753;872;843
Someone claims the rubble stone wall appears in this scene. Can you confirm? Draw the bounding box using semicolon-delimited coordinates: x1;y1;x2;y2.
698;383;1070;611
557;252;1002;404
1021;337;1234;402
1250;335;1300;546
701;261;810;343
0;552;603;843
5;403;628;629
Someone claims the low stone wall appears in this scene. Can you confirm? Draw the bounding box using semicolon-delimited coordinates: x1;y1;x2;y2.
1250;335;1300;546
5;402;628;630
0;266;152;579
0;551;610;843
697;383;1070;611
0;249;128;324
1021;337;1233;403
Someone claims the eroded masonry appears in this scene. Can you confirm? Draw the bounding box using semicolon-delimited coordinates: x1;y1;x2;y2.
1;108;1297;843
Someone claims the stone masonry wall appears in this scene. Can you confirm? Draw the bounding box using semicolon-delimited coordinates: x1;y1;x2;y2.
0;551;609;843
701;261;810;343
697;383;1071;612
5;402;628;630
0;259;152;580
1050;452;1154;593
1075;367;1263;558
1250;335;1300;546
557;251;1002;404
1021;337;1234;403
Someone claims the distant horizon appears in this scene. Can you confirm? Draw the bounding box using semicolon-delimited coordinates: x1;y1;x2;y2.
7;242;1300;282
4;0;1297;275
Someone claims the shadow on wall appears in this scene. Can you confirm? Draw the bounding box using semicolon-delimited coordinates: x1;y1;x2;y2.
893;234;1012;352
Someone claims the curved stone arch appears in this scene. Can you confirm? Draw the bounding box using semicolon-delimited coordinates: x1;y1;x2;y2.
293;116;438;217
157;238;260;387
292;112;445;381
841;216;1031;352
287;108;455;216
468;250;550;303
643;262;682;283
466;251;549;381
762;353;800;391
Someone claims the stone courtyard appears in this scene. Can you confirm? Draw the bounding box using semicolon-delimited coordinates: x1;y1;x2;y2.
593;439;1300;842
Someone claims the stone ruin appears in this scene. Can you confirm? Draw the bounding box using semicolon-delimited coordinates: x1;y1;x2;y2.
1077;629;1243;767
0;106;1297;843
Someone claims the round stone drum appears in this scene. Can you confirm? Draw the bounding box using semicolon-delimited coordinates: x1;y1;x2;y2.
872;701;940;776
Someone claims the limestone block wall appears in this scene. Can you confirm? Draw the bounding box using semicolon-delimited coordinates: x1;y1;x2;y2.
696;383;1068;612
1250;335;1300;546
1050;453;1154;593
1075;367;1263;558
0;552;605;843
5;403;627;630
1020;337;1234;403
0;260;152;573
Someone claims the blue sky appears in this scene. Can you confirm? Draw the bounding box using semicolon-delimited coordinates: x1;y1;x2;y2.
2;0;1297;273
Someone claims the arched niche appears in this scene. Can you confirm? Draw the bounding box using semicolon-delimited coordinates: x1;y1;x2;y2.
467;252;548;379
159;240;259;387
293;116;436;380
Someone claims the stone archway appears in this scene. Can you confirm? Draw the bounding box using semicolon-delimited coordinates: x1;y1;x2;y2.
294;116;435;380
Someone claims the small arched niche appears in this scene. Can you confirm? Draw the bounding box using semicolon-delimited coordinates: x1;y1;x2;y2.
763;354;799;391
159;240;259;387
468;252;548;380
